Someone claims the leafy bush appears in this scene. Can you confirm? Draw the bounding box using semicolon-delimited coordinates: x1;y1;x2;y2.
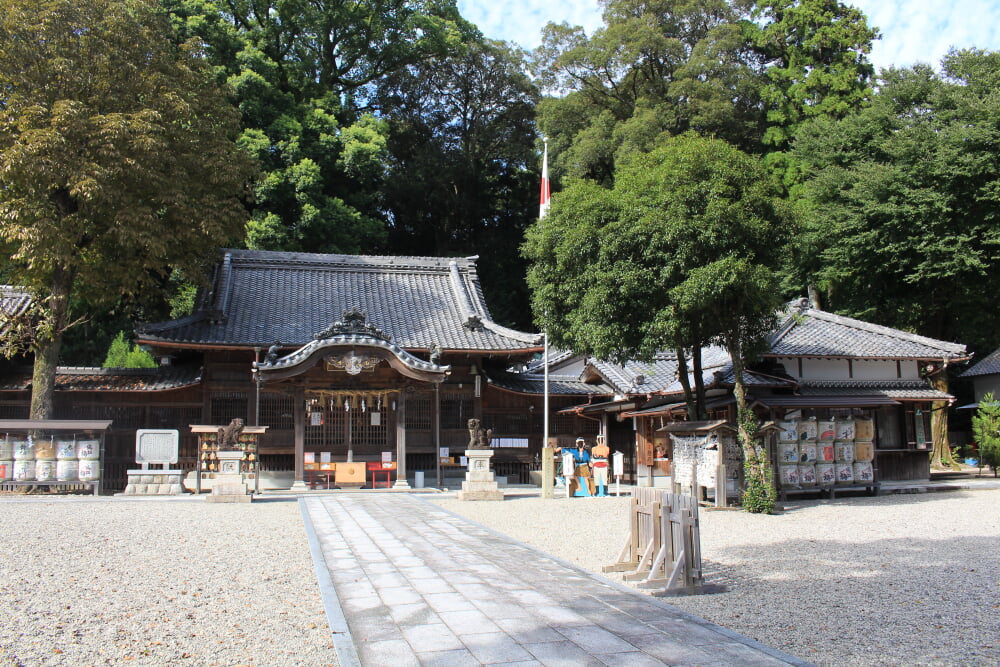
972;393;1000;477
102;332;156;369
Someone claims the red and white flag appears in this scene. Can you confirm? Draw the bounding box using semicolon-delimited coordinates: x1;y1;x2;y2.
539;139;551;218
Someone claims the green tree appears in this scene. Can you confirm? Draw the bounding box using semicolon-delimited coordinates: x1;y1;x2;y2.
524;133;788;511
0;0;255;418
972;393;1000;477
164;0;480;254
749;0;878;151
103;332;157;369
376;40;539;327
790;50;1000;354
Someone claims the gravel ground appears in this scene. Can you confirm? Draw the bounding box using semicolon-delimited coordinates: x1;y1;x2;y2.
0;497;335;667
430;489;1000;666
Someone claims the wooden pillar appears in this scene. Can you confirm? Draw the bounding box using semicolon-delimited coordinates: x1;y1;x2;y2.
434;384;442;488
291;385;306;490
393;390;410;488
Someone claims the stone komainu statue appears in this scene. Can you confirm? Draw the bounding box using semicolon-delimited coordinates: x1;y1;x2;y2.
467;418;493;450
218;418;245;449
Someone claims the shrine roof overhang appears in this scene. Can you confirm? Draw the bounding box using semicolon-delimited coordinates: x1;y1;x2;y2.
253;333;450;383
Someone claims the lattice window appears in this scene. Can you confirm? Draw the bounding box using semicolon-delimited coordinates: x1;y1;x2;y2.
0;403;28;419
406;396;431;430
259;393;294;430
351;409;388;448
552;412;577;435
149;406;202;429
441;393;474;430
211;392;248;424
483;412;530;436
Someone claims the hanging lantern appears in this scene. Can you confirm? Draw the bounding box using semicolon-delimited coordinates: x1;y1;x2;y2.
361;398;367;413
345;398;350;411
391;399;397;411
377;395;383;411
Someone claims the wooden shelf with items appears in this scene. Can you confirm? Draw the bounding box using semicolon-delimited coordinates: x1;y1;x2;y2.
190;424;268;494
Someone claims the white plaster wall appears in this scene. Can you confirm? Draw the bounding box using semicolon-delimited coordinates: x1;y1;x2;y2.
799;357;851;380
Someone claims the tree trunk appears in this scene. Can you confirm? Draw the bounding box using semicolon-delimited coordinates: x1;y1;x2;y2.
675;347;697;420
29;265;73;420
692;346;707;420
928;365;958;470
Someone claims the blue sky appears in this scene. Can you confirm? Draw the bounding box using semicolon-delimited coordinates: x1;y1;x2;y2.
456;0;1000;73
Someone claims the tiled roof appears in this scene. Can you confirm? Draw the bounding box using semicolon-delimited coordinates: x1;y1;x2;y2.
0;366;202;392
795;380;953;401
1;286;32;338
485;370;613;396
137;249;541;352
767;299;967;360
961;347;1000;378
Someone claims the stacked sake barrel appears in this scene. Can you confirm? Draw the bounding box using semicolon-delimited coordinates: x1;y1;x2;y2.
0;435;100;483
777;418;876;488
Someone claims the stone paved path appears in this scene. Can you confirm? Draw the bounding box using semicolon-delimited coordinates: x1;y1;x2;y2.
300;494;809;667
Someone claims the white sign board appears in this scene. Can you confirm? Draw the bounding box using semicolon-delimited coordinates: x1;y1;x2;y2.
612;451;624;476
135;429;179;465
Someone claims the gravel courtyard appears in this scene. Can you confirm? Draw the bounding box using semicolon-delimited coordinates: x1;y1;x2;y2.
1;489;997;666
432;488;1000;666
0;498;334;667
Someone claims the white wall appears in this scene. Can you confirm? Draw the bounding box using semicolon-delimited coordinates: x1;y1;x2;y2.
776;357;919;382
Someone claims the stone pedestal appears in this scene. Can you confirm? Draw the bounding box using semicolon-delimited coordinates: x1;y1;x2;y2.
123;470;185;495
206;450;252;503
456;449;504;501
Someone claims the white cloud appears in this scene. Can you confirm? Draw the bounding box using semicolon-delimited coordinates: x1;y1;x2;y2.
457;0;1000;72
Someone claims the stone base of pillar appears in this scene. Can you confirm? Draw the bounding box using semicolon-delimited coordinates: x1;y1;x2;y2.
456;449;504;501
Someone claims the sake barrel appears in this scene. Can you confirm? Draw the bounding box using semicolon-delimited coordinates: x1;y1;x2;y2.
34;438;55;460
817;442;836;463
855;418;874;441
816;463;836;485
835;462;855;484
799;443;817;464
779;464;800;487
854;441;875;462
56;459;79;482
797;419;818;442
835;419;856;441
13;459;35;481
777;441;799;464
0;436;12;460
818;420;836;442
77;459;101;481
55;438;77;460
853;461;874;483
0;460;12;481
12;438;33;460
75;440;100;460
799;464;817;486
777;421;798;442
35;459;56;481
835;441;855;463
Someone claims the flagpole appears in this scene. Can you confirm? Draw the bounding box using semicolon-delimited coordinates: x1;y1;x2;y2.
540;137;553;498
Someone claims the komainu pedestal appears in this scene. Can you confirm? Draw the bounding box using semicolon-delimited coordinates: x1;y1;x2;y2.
206;450;252;503
456;449;504;501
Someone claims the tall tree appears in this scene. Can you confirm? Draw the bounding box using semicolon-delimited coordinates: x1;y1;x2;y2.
0;0;255;418
790;50;1000;354
376;40;539;328
164;0;480;254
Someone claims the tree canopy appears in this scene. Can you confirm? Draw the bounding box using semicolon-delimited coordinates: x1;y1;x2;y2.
790;49;1000;354
0;0;255;416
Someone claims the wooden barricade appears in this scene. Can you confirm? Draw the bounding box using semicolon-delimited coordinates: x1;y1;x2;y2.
603;488;703;593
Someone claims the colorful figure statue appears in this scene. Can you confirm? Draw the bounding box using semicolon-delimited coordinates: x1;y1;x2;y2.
591;434;610;497
569;438;594;496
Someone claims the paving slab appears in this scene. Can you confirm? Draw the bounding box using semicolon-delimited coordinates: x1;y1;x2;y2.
300;494;811;667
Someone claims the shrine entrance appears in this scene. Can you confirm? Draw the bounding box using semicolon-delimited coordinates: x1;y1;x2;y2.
252;309;450;489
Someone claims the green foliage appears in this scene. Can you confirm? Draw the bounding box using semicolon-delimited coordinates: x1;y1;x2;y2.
738;407;777;513
749;0;878;150
164;0;481;255
103;332;157;369
0;0;254;415
790;50;1000;352
972;393;1000;476
376;40;540;328
524;132;791;365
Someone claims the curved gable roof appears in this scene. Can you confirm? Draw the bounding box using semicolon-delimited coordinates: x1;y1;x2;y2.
137;249;541;352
